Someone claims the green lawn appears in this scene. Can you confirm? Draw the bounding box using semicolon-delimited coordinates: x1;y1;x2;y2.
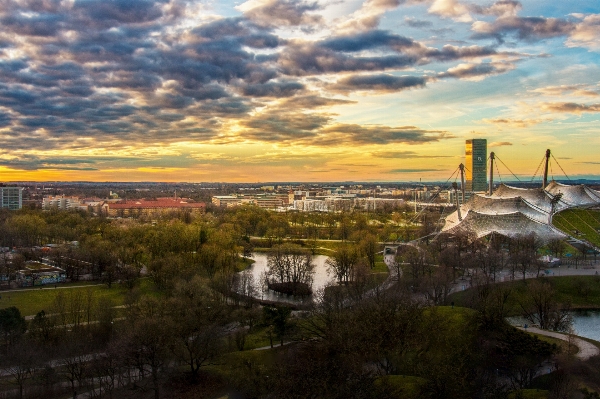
372;254;389;273
374;375;428;399
528;332;578;356
553;209;600;248
448;275;600;313
242;325;278;350
0;278;160;317
508;389;549;399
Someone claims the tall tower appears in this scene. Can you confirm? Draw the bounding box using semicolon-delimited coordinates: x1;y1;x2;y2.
465;139;487;192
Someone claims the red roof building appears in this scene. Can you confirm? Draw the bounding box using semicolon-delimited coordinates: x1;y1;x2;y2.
106;198;205;217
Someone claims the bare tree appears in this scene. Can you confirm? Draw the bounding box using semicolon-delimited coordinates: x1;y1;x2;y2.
509;234;542;280
519;279;572;331
3;340;40;399
266;244;315;295
548;238;567;258
169;278;229;380
424;265;454;305
360;234;378;269
326;243;361;285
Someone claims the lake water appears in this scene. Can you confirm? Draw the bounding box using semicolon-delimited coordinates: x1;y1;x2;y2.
571;310;600;342
241;252;335;304
507;311;600;342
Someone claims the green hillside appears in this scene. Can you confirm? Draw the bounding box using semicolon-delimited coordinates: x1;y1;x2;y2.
552;208;600;248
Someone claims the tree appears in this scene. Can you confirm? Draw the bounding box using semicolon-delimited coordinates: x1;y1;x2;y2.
519;279;572;331
360;234;378;269
395;244;428;285
326;243;361;284
122;316;172;399
266;244;314;295
488;327;557;390
169;278;229;381
263;306;292;346
475;245;506;283
508;234;542;280
0;306;26;351
29;310;56;344
3;340;38;399
548;238;567;258
60;340;90;399
424;265;455;305
470;284;512;330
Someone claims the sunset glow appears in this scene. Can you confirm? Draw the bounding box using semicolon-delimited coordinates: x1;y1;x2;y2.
0;0;598;182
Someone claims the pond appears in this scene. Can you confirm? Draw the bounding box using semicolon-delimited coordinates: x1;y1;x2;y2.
240;252;335;304
571;310;600;342
507;311;600;342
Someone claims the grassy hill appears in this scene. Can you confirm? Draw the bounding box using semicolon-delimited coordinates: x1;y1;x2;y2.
552;208;600;248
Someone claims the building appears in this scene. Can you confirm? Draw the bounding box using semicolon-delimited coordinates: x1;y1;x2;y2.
106;198;205;217
212;196;242;207
0;185;23;210
441;182;600;243
42;195;86;211
465;139;487;192
212;194;289;209
16;261;67;287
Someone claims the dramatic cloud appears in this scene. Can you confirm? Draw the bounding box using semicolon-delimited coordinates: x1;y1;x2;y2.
0;154;152;171
404;17;433;28
240;111;332;141
568;14;600;50
238;114;452;146
307;124;453;146
331;74;427;93
373;150;452;158
238;0;323;28
438;62;515;80
242;81;305;97
279;41;420;75
478;1;522;18
489;141;513;147
336;0;412;33
472;16;574;42
428;0;473;23
321;30;421;52
541;102;600;114
532;85;599;97
0;0;596;181
387;168;445;173
278;96;355;109
483;118;543;128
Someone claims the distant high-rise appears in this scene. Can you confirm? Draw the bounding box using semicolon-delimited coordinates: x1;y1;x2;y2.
465;139;487;192
0;185;22;210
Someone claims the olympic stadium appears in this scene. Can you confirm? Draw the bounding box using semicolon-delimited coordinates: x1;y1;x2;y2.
441;182;600;243
439;147;600;248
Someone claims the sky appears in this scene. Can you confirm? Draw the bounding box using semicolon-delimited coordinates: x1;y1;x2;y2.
0;0;599;183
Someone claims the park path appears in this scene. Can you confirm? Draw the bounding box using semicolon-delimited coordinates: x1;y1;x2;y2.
517;326;600;360
2;283;103;294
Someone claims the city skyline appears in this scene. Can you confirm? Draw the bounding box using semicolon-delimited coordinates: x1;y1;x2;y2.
0;0;599;183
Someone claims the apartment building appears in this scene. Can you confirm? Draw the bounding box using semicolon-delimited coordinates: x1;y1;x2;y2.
0;185;23;210
42;195;85;210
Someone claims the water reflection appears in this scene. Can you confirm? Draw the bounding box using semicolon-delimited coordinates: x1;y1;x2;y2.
241;252;335;304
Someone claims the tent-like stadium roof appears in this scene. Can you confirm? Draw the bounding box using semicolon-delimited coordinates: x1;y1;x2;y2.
441;181;600;242
545;181;600;208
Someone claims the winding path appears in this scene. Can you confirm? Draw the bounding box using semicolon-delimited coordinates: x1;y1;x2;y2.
517;326;600;360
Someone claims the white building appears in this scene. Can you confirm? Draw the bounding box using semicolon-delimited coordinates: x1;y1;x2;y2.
293;199;329;212
42;195;86;211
